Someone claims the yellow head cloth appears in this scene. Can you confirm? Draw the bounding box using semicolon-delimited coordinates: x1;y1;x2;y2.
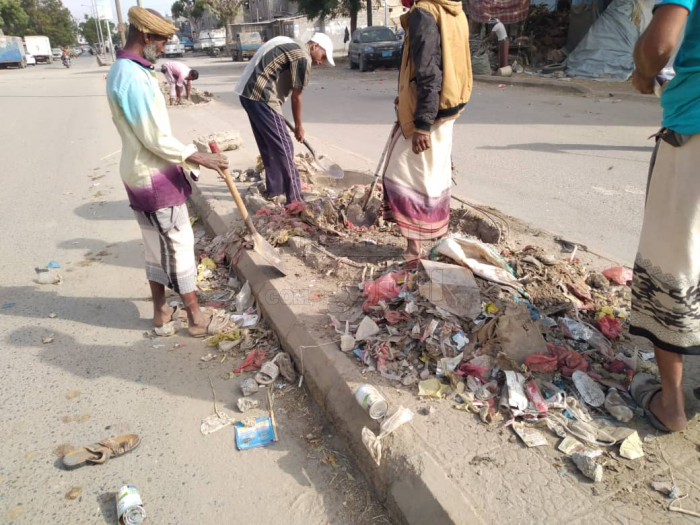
128;6;177;38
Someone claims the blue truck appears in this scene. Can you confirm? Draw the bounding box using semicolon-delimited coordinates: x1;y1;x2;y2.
0;35;26;68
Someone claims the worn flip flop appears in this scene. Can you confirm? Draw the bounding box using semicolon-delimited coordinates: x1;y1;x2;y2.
62;434;141;469
189;311;230;338
272;352;296;383
255;361;280;386
630;373;672;433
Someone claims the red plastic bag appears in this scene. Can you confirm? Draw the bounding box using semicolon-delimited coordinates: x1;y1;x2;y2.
597;316;622;340
362;271;407;312
384;310;410;325
234;349;267;373
602;266;633;286
455;363;489;382
544;343;589;377
524;353;558;373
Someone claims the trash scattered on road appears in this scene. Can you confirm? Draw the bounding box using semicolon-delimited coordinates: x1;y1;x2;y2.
47;260;61;269
35;271;62;285
362;406;414;465
234;417;276;450
1;302;16;309
512;421;548;447
64;486;83;500
241;377;259;397
619;431;644;460
572;453;603;482
355;384;388;419
237;397;259;412
116;484;147;525
42;334;54;344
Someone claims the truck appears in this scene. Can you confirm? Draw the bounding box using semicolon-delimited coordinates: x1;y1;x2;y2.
0;35;26;68
229;31;262;61
24;35;52;63
194;29;226;52
164;35;185;58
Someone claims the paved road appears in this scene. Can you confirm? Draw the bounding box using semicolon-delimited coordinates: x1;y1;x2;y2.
187;54;661;264
0;56;388;524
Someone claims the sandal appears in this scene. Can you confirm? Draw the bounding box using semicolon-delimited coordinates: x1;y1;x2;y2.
189;310;230;338
62;434;141;469
255;361;280;386
272;352;296;383
630;373;672;433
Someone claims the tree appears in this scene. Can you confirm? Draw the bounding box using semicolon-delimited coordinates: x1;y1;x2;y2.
297;0;363;33
171;0;206;37
0;0;29;35
205;0;244;42
20;0;76;45
79;15;117;46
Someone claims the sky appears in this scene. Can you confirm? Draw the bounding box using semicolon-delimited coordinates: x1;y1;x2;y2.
63;0;175;24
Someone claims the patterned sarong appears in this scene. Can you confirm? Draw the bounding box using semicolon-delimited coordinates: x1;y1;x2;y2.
382;119;454;241
630;134;700;355
133;203;197;294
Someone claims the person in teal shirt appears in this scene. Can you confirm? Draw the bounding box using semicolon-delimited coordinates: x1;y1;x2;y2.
629;0;699;433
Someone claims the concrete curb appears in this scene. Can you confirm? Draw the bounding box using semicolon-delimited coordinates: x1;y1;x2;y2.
474;74;658;103
189;183;482;525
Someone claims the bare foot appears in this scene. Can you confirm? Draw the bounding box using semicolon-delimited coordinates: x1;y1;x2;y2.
187;318;209;337
153;305;174;328
649;390;687;432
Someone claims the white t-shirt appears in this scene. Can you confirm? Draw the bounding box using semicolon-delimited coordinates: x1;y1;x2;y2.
492;22;507;42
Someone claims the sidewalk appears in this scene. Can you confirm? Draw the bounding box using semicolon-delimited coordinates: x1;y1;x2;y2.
185;105;699;524
474;73;659;104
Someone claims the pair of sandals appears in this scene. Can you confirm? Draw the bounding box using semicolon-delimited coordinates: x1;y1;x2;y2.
62;434;141;469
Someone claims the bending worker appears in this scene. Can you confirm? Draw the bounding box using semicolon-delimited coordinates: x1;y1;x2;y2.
234;33;335;204
161;61;199;105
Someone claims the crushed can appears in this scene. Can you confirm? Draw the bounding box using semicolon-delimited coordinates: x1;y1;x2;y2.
116;485;147;525
355;384;388;420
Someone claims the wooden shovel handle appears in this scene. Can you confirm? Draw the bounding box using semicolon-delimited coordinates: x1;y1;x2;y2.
209;141;256;233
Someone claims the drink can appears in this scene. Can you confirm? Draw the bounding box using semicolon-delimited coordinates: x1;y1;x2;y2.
116;485;147;525
355;384;388;420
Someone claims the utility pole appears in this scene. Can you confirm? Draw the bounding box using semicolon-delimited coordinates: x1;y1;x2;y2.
114;0;126;47
367;0;372;26
384;0;388;26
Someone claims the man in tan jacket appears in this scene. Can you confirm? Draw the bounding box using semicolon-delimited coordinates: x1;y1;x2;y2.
382;0;472;263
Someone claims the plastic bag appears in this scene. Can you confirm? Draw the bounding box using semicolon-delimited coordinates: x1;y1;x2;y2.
602;266;633;285
524;353;558;373
362;271;407;312
362;406;414;465
597;316;622;340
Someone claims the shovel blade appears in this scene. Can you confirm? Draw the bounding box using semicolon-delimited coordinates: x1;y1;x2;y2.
252;232;287;275
317;157;344;179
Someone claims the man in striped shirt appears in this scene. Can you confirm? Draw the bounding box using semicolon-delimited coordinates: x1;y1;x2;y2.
235;33;335;204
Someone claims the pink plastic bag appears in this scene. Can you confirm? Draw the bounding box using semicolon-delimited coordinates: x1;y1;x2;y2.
455;363;489;382
602;266;633;286
524;353;558;373
362;271;407;313
597;316;622;340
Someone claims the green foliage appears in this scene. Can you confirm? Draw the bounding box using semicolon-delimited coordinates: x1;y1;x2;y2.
171;0;206;34
79;15;117;46
9;0;77;45
205;0;244;41
0;0;29;35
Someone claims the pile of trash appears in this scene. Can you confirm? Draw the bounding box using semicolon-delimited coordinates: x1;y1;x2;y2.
524;5;571;65
329;233;658;482
158;81;213;105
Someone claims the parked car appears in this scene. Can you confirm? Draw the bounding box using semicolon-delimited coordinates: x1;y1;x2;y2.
194;31;225;52
229;31;262;61
25;52;36;65
180;36;194;52
0;35;27;68
164;36;185;57
348;26;402;72
51;47;62;60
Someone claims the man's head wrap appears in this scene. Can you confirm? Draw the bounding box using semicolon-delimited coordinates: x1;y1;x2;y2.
128;7;176;38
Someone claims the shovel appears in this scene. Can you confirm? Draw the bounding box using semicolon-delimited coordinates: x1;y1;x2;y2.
346;123;397;228
209;141;287;275
283;118;344;179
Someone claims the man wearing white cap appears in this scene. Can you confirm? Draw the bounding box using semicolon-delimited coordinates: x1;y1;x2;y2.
235;32;334;203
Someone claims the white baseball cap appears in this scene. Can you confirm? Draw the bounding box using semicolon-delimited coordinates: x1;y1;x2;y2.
310;32;335;66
